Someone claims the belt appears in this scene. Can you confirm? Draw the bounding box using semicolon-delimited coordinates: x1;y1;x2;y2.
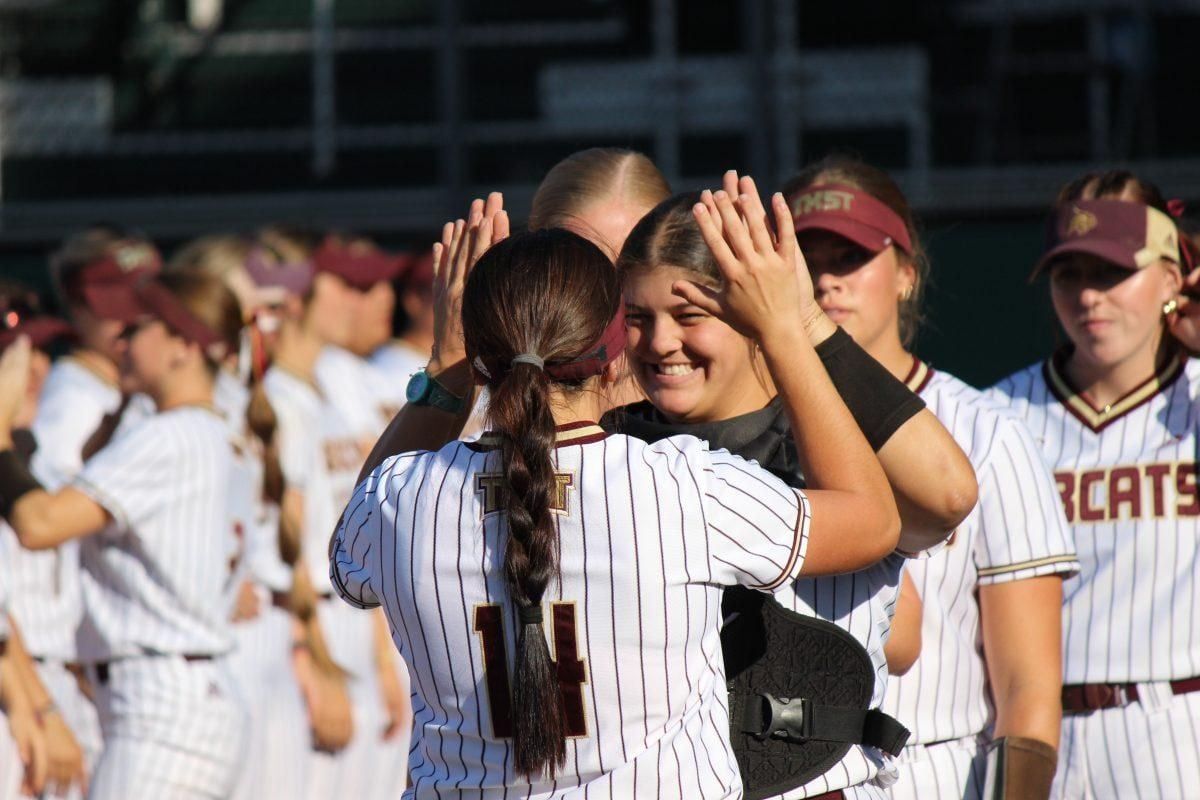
806;792;845;800
1062;676;1200;713
93;654;215;686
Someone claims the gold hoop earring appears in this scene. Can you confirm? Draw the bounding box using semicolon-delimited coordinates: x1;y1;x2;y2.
1164;298;1179;317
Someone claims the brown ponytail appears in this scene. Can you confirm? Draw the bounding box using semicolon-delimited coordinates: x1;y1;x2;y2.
462;229;620;779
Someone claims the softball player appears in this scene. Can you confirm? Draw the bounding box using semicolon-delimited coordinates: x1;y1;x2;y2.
0;271;248;800
612;179;975;799
21;229;163;783
332;206;902;797
369;251;435;412
988;170;1200;800
258;236;408;800
166;238;314;800
0;285;89;800
779;157;1079;799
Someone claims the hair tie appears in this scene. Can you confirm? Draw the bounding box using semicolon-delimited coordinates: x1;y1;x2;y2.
1168;198;1187;219
511;353;544;370
517;604;543;625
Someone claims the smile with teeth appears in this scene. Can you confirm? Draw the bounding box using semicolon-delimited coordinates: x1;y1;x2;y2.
654;363;697;376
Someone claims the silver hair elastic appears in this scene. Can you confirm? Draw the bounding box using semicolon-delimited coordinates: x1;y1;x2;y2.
511;353;545;370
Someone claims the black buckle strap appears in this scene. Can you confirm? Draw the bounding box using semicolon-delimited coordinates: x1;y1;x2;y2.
737;693;910;756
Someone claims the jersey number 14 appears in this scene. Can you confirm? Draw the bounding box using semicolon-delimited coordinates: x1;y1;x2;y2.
474;602;589;738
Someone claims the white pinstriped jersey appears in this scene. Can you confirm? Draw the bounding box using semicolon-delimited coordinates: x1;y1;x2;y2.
71;406;236;661
778;557;905;798
214;371;290;594
883;363;1078;744
315;346;384;514
317;344;392;436
988;353;1200;684
263;366;341;592
331;425;812;799
0;565;8;641
11;356;123;661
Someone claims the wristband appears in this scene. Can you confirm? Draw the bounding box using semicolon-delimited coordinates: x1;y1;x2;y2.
982;735;1058;800
0;448;43;519
815;327;926;451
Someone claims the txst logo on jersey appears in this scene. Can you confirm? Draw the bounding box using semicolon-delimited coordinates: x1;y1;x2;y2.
1055;462;1200;523
475;472;575;516
323;438;363;473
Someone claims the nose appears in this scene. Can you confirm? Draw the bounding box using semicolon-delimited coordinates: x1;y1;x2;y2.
814;270;842;296
645;317;683;358
1078;285;1105;309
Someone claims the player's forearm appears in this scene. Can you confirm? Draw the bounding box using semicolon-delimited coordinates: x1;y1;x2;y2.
8;490;101;551
879;412;978;553
884;572;922;676
357;359;477;483
4;622;53;712
760;325;893;502
992;682;1062;749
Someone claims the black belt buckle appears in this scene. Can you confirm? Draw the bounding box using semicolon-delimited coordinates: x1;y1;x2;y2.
757;693;813;742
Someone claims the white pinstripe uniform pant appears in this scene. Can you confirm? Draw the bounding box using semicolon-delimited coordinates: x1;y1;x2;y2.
311;599;409;800
1054;685;1200;800
86;656;247;800
227;601;309;800
885;735;984;800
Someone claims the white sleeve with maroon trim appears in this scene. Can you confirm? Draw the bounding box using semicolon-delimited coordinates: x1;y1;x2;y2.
330;451;425;609
975;414;1079;585
700;447;810;592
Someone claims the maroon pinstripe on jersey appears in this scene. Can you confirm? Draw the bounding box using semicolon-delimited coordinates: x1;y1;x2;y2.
885;365;1077;746
331;424;811;798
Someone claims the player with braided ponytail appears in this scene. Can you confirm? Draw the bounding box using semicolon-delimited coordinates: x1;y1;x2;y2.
333;182;903;796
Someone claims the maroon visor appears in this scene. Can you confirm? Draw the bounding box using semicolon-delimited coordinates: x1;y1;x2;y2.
791;184;913;256
313;236;404;291
73;243;163;323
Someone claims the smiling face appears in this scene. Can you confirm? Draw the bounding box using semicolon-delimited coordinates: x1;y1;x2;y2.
623;265;771;423
1049;253;1180;372
799;230;914;355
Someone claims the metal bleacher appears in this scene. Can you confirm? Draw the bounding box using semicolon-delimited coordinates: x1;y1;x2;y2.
0;0;1199;244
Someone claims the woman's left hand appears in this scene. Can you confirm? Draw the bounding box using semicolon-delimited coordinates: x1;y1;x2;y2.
0;337;32;443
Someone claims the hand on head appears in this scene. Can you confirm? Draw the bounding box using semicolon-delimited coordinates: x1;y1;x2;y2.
430;192;510;368
672;172;817;343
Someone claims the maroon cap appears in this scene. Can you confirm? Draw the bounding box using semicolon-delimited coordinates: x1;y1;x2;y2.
791;184;913;256
313;236;404;291
1033;199;1182;277
74;242;163;323
0;313;73;349
109;278;232;362
397;250;435;292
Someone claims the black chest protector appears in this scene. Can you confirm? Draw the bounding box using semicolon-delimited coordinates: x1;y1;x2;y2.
604;402;910;799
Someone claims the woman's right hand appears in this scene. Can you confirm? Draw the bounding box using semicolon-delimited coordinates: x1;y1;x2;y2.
672;177;812;344
0;336;32;444
429;192;510;371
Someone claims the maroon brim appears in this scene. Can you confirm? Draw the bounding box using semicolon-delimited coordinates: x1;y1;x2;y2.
794;215;891;254
340;254;404;291
0;317;75;349
81;283;149;323
1030;239;1139;279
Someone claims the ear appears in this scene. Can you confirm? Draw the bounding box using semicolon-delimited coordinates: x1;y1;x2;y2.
895;252;918;293
1161;259;1184;299
600;355;624;386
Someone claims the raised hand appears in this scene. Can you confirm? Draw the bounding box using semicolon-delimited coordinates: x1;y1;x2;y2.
430;192;510;369
0;336;32;440
672;178;813;342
